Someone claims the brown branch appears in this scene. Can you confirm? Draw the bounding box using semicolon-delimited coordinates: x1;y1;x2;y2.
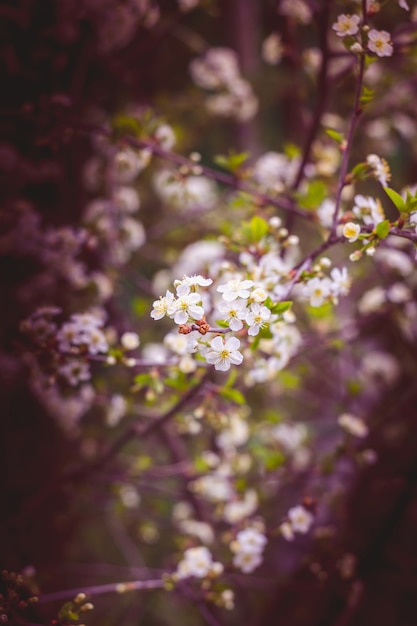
292;0;332;191
57;116;313;221
39;578;164;603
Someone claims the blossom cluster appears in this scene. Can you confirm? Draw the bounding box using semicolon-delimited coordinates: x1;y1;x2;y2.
280;505;315;542
332;14;393;58
151;216;354;376
189;47;258;121
230;527;267;573
175;546;223;580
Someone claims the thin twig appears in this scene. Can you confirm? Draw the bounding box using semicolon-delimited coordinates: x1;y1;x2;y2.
331;1;368;234
39;579;164;603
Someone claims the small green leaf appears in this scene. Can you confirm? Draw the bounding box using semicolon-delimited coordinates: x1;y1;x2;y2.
194;456;211;473
404;190;417;213
249;215;269;242
270;301;292;315
59;603;80;623
325;128;344;143
164;376;188;391
134;373;153;387
284;143;300;159
213;154;230;169
364;55;377;70
383;187;405;212
215;319;229;328
278;371;300;389
375;219;390;239
306;301;333;319
214;151;248;173
219;387;246;405
297;180;327;210
112;114;142;137
350;162;368;180
360;85;375;105
225;369;238;388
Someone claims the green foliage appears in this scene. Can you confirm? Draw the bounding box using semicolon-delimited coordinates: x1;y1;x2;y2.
111;114;143;138
264;298;293;315
306;301;333;319
58;601;83;624
250;443;285;471
360;85;375;106
384;186;417;216
278;370;300;390
325;128;344;144
213;151;249;173
219;387;246;405
240;216;270;243
297;180;328;209
219;369;246;404
383;187;405;212
350;162;369;181
375;219;390;239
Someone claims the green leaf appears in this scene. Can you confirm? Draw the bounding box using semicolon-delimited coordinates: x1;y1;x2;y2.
407;199;417;212
278;371;300;390
134;373;153;387
219;387;246;405
194;456;211;473
250;444;285;471
306;301;333;319
112;114;142;137
404;189;417;213
325;128;344;143
297;180;327;210
375;219;390;239
364;55;377;70
249;216;269;242
59;603;80;623
215;319;229;328
383;187;405;212
164;376;188;391
350;162;368;180
270;301;292;315
224;369;238;388
132;297;149;316
214;151;248;173
360;85;375;105
284;143;300;159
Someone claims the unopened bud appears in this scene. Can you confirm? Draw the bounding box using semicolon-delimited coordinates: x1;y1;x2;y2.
74;593;86;604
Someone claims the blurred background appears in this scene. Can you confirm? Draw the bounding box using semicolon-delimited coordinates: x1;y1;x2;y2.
2;1;417;625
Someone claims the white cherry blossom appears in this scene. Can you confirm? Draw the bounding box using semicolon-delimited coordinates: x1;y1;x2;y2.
176;546;218;579
342;222;361;243
367;29;393;58
233;528;267;554
150;290;175;320
206;336;243;371
168;293;204;325
245;303;272;336
352;194;385;225
330;267;351;297
218;299;248;331
303;277;332;307
217;278;254;301
232;551;263;574
332;14;360;37
288;505;314;534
